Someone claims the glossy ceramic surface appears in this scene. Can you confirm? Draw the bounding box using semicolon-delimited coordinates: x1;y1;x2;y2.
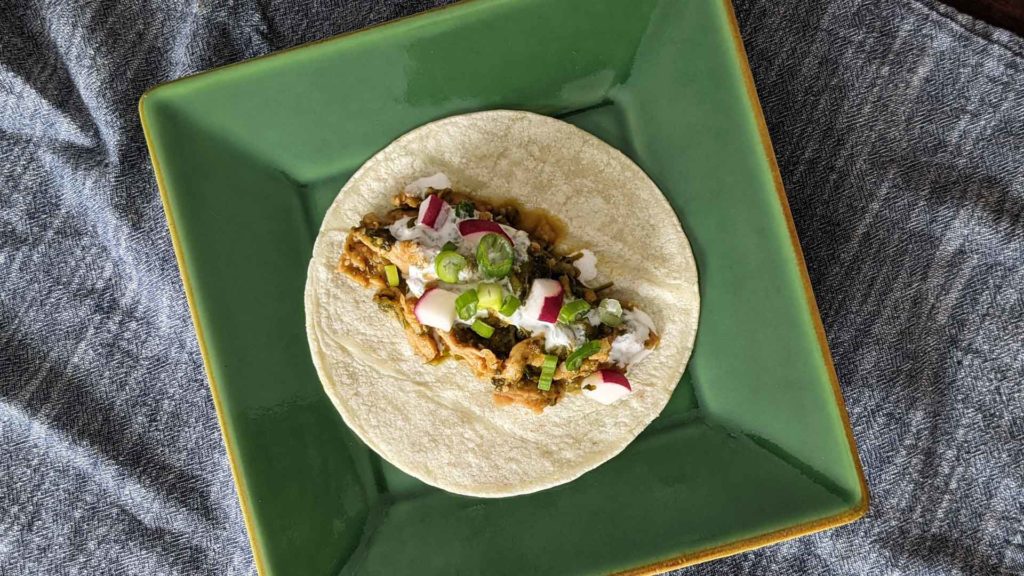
139;0;868;574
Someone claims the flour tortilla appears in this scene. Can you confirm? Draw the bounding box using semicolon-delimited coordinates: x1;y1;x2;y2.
305;110;699;497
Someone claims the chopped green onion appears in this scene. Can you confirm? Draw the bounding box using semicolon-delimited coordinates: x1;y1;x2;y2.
499;295;521;316
538;354;558;391
471;319;495;338
558;299;591;324
598;298;623;327
478;283;503;310
435;251;466;283
565;340;601;372
455;201;476;218
441;241;458;252
384;264;400;287
455;289;479;320
476;233;514;279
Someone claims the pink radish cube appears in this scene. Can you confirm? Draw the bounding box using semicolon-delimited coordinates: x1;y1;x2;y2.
582;370;632;405
413;288;458;331
457;219;513;246
522;278;564;324
417;194;450;230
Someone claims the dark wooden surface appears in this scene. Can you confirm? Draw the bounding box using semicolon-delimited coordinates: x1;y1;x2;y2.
938;0;1024;36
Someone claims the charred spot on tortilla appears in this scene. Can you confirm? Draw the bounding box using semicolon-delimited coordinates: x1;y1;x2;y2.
337;174;658;412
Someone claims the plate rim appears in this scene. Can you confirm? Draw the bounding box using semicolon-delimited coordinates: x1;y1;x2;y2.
138;1;869;574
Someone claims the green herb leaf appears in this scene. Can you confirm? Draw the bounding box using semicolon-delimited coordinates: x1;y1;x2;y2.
455;201;476;218
558;299;591;324
476;233;514;279
455;289;479;321
471;319;495;338
538;354;558;390
435;251;467;283
499;295;521;316
478;283;503;309
565;340;601;372
598;298;623;327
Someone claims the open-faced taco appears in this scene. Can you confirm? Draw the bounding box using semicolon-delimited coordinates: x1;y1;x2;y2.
306;110;699;497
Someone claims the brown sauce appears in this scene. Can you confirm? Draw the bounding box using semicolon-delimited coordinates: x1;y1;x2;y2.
496;198;567;246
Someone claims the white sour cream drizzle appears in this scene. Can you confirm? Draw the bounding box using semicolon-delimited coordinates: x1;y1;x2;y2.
403;173;451;196
389;216;461;252
609;309;656;367
573;249;598;287
503;308;586;353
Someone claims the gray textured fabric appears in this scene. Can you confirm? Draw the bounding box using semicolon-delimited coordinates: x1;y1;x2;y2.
684;2;1024;575
0;1;1021;575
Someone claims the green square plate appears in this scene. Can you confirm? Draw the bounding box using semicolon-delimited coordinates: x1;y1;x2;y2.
139;0;868;574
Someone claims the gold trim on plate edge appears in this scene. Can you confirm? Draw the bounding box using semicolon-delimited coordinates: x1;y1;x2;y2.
139;105;270;573
138;1;869;574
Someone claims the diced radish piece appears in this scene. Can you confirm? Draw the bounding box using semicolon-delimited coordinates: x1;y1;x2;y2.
413;288;458;331
457;219;513;246
417;194;450;230
522;278;564;324
404;173;451;196
581;370;632;405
